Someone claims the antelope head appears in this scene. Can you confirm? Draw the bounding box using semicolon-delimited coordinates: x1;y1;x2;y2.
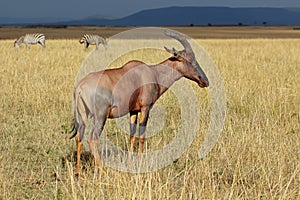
164;32;209;88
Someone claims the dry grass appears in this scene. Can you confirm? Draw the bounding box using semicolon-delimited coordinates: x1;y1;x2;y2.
0;36;299;199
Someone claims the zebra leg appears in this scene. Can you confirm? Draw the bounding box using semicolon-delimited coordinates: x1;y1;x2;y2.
84;42;89;48
25;43;30;49
40;41;45;48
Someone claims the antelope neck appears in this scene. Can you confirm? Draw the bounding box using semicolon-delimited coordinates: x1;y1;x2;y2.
152;59;183;96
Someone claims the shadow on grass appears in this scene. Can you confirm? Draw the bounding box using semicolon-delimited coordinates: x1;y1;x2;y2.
61;151;95;172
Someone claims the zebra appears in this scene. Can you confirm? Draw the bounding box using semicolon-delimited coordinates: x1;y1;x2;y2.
14;33;46;49
79;34;108;50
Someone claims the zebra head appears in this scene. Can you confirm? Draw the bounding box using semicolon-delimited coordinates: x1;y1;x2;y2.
14;36;24;48
14;41;20;48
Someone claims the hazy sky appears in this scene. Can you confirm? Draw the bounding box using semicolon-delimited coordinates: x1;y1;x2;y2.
2;0;300;19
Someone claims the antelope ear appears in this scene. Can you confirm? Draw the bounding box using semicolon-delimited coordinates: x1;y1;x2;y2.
164;46;179;57
164;46;173;54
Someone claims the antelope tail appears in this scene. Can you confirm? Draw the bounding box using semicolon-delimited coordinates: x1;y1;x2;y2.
69;90;79;139
69;88;90;141
69;118;78;139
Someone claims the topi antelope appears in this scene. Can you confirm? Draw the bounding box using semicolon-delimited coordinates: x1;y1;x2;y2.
70;31;209;175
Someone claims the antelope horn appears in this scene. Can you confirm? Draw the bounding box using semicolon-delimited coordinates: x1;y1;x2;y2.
164;31;193;54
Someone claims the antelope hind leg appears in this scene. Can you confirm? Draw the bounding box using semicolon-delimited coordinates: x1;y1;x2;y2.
88;138;103;172
75;135;83;176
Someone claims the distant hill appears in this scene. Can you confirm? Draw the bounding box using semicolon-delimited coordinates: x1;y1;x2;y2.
2;7;300;26
0;17;71;26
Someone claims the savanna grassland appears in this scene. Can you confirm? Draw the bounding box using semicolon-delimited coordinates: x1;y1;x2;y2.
0;27;299;199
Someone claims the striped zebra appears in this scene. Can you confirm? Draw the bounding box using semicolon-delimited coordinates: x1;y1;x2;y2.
79;34;107;50
14;33;46;49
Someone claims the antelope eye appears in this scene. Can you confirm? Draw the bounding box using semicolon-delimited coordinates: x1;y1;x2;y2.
184;57;192;64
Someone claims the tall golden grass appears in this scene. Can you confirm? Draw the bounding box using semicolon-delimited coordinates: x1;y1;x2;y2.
0;38;299;199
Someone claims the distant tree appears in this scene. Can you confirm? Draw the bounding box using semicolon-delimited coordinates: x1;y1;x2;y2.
238;22;243;26
190;23;194;27
262;21;267;26
207;23;212;26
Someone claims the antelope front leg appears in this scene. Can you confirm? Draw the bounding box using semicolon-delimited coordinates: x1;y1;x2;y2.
138;107;150;154
129;112;138;152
